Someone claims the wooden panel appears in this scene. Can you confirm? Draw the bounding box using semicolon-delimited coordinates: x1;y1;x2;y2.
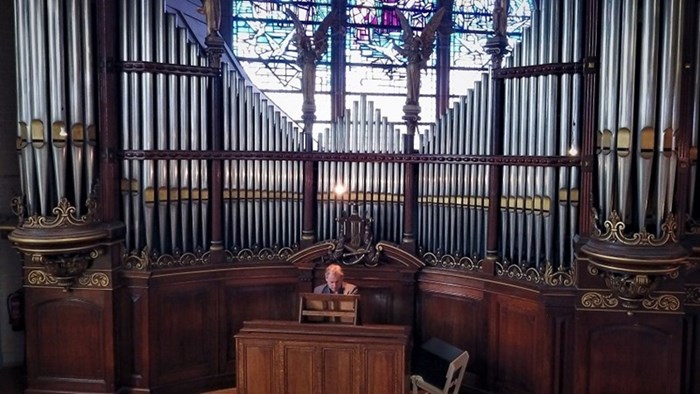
365;346;402;394
685;312;700;393
359;287;394;324
238;340;274;394
319;345;357;394
284;345;315;394
36;298;104;378
491;295;540;394
120;282;150;388
416;288;485;380
25;288;115;393
224;282;298;368
152;281;218;385
575;312;683;394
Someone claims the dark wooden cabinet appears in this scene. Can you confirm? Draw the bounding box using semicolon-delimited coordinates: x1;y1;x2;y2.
235;320;411;394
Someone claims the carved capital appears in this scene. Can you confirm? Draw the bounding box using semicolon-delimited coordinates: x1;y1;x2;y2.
580;211;689;306
8;198;124;290
33;250;100;289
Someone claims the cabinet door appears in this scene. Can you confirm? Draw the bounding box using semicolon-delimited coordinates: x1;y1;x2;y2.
364;345;405;394
280;341;361;394
236;339;275;394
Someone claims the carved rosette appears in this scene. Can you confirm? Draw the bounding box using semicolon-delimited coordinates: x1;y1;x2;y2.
581;211;689;307
9;198;123;290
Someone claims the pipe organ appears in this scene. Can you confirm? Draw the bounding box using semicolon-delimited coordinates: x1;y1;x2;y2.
117;0;307;256
8;0;700;393
496;0;582;271
12;0;699;272
15;0;98;217
418;74;492;264
317;96;405;244
221;63;305;254
595;0;687;234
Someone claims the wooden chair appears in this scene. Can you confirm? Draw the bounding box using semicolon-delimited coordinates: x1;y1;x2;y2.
410;350;469;394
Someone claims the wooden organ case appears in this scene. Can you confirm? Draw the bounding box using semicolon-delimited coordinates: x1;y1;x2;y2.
235;320;411;394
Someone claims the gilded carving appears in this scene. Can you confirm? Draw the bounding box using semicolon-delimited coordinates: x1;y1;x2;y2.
32;250;101;289
124;247;211;270
592;209;677;246
17;197;96;228
233;246;297;262
581;292;619;309
422;251;480;271
495;260;544;283
78;272;110;288
641;294;680;311
604;273;658;304
587;263;600;276
27;269;109;289
543;263;576;287
27;269;57;286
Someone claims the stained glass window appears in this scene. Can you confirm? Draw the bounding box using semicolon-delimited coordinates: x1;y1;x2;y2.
231;0;531;129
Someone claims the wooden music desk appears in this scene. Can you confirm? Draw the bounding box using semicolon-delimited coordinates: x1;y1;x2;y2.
235;320;411;394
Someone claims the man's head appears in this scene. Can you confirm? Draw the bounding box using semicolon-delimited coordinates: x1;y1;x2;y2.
324;264;345;293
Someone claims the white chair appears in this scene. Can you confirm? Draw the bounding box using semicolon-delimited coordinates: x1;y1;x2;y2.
410;350;470;394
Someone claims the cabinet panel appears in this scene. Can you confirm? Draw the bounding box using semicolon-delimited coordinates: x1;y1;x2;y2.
283;345;315;394
236;320;410;394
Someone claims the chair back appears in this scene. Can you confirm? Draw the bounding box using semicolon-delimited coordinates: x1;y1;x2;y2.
442;350;469;393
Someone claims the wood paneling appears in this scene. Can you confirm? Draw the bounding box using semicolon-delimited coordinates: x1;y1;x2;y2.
223;281;298;369
491;295;540;394
25;288;116;393
23;256;694;394
152;281;218;385
574;312;684;394
416;268;569;394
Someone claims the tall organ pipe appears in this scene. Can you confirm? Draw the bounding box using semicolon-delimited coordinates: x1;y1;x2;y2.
616;0;638;222
14;0;35;214
636;0;660;232
155;0;168;249
139;0;155;250
67;0;83;214
83;0;97;207
655;0;681;234
29;0;50;214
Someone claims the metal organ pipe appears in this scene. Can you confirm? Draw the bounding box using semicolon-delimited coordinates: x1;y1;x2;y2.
141;0;155;250
615;0;638;224
29;0;50;214
655;0;681;234
67;0;83;215
569;0;583;268
14;0;98;220
421;0;584;269
14;0;34;213
167;14;180;251
155;0;167;250
636;0;661;232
